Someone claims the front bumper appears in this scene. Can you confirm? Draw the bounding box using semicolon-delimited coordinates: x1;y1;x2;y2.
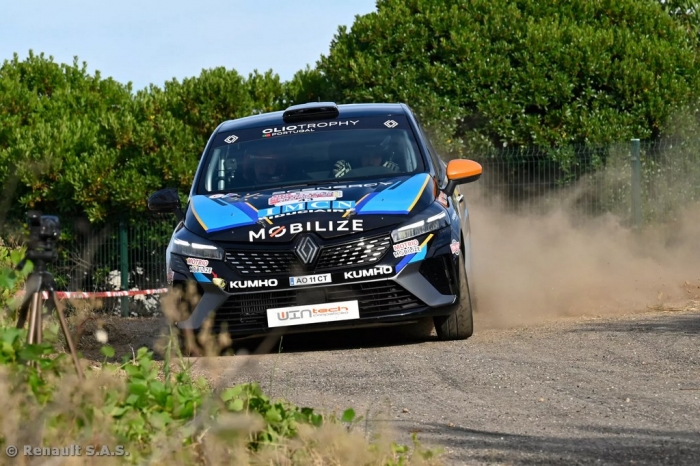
170;227;462;337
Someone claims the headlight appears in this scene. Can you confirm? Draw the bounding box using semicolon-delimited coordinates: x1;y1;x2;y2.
171;237;224;260
391;211;448;242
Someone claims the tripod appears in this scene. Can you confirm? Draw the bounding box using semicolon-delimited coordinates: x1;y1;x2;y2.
14;215;84;379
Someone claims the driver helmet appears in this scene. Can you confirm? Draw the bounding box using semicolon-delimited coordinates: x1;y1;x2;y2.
361;148;384;167
244;151;287;184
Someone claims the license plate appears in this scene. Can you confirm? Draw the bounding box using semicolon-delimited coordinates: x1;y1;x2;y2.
288;273;332;287
266;300;359;328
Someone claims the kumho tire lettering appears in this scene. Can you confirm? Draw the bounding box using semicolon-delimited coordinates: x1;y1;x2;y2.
343;266;393;279
230;279;278;289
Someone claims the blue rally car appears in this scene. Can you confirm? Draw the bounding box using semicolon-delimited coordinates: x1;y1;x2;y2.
148;102;482;343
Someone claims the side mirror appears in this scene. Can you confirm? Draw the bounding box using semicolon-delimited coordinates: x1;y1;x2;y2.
444;159;482;196
148;188;185;221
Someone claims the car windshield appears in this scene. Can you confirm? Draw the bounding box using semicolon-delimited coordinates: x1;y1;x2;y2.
196;115;426;194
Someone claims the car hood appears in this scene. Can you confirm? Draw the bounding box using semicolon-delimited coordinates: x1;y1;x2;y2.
184;173;437;243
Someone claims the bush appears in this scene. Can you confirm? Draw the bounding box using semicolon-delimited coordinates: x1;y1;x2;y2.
317;0;700;158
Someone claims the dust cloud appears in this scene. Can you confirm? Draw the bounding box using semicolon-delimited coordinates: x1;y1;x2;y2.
463;186;700;329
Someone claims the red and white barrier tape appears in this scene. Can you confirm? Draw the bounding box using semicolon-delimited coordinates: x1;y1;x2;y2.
15;288;169;300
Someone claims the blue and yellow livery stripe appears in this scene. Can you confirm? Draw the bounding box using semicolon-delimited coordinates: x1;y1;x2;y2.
355;173;431;215
247;202;273;224
395;233;434;273
343;193;371;218
407;175;431;212
190;195;259;233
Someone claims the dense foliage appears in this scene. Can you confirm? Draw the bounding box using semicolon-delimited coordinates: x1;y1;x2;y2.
318;0;700;156
1;0;699;223
0;53;288;223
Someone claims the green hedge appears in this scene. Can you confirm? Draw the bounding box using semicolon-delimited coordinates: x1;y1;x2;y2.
2;0;700;225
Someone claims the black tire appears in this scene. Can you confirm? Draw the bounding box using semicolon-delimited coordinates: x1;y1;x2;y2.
433;244;474;341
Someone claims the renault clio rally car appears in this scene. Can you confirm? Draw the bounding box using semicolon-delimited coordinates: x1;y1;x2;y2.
148;102;482;342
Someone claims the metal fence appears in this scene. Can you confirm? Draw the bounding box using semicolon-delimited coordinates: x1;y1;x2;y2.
467;138;700;226
48;214;177;316
43;138;700;316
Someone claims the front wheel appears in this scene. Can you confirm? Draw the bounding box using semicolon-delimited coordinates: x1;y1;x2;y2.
433;246;474;340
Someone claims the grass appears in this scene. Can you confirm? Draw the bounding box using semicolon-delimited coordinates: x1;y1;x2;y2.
0;247;444;465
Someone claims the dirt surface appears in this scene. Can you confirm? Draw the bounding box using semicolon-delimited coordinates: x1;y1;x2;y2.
81;303;699;465
192;306;700;466
72;199;700;464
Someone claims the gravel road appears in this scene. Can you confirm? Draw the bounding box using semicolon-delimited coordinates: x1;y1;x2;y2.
184;305;700;466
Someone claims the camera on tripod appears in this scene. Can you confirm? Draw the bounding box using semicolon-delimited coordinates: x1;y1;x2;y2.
14;210;82;378
23;210;61;264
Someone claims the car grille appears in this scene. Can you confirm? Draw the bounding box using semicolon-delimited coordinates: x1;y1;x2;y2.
225;235;391;275
315;235;391;271
212;281;423;332
213;289;297;333
225;250;296;275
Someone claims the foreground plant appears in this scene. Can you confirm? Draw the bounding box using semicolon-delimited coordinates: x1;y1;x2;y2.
0;316;442;465
0;247;442;464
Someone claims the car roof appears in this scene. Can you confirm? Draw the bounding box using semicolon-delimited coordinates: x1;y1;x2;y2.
216;103;409;133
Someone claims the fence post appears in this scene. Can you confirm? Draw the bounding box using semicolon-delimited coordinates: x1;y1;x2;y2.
119;217;129;317
630;139;642;229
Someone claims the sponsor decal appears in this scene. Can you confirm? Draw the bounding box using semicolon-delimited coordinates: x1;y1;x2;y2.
224;135;238;143
450;239;460;256
269;191;342;206
261;120;360;138
437;192;448;207
267;300;360;328
257;200;355;219
249;219;363;241
289;273;332;287
204;194;356;221
209;192;253;200
395;233;435;273
186;258;209;266
186;257;212;274
230;279;278;289
384;120;398;128
392;239;421;258
189;266;212;273
452;211;458;221
271;182;394;193
343;265;393;280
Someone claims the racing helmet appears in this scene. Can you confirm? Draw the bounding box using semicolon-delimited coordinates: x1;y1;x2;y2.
243;151;287;184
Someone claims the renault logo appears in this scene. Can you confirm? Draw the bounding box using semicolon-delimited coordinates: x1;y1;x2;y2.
295;235;319;265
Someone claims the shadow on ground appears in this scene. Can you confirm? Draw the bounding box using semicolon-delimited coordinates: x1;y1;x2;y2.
568;311;700;336
411;423;700;465
77;315;440;362
229;318;438;355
